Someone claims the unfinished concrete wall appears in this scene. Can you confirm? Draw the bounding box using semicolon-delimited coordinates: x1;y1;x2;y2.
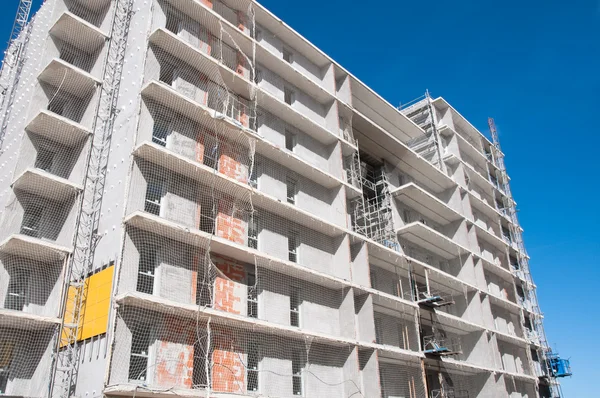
374;309;419;351
0;327;57;397
350;242;370;287
256;154;344;225
258;268;346;335
497;340;530;375
257;107;337;176
370;264;411;300
257;64;327;127
0;190;77;247
358;349;381;397
58;0;113;31
354;293;376;343
379;360;425;398
255;24;325;88
0;255;63;318
13;132;87;184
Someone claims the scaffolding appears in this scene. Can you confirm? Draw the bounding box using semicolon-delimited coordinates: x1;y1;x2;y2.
488;118;568;398
400;91;446;173
51;0;135;396
350;160;398;250
0;0;33;152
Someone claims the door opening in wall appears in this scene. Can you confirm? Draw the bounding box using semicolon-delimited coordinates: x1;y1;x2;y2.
286;177;297;205
159;62;176;87
248;215;259;249
292;350;303;396
35;147;55;172
152;117;171;147
129;325;151;382
247;272;258;318
290;286;300;327
283;48;293;64
137;245;157;295
288;231;298;263
247;343;259;392
20;204;43;237
285;129;296;151
284;86;295;105
5;269;29;311
0;342;12;395
144;179;164;216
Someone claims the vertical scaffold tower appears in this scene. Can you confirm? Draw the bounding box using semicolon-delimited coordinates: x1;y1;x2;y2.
488;117;568;398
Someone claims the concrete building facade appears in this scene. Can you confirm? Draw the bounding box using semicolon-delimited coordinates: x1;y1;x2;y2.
0;0;565;397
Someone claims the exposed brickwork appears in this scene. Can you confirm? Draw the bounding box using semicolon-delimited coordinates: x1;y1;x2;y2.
155;316;194;388
211;328;244;393
218;142;249;183
236;52;250;80
195;129;206;164
237;11;246;32
215;198;246;244
212;254;246;315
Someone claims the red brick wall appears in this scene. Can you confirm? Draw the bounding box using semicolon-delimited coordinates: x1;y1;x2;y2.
212;254;246;314
237;11;246;32
195;129;206;164
211;328;245;393
215;198;246;245
155;316;194;388
218;141;249;183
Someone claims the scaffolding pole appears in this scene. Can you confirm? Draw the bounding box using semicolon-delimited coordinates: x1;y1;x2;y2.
50;1;135;396
0;0;33;151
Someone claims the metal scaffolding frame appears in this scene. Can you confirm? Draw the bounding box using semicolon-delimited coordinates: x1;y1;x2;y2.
488;117;565;398
0;0;33;152
50;0;135;396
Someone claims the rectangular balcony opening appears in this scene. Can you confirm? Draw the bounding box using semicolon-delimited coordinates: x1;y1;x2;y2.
5;268;29;311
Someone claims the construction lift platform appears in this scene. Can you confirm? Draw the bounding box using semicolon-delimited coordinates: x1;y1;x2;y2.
422;335;462;356
548;352;572;378
418;293;455;309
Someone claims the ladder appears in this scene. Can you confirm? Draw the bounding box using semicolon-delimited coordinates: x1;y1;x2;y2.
0;0;33;151
51;0;134;396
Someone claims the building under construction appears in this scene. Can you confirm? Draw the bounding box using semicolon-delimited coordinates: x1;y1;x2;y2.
0;0;571;397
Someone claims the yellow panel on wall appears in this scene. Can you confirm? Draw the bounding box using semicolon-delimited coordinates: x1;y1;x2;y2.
60;265;114;346
60;284;83;347
79;265;114;341
0;341;14;367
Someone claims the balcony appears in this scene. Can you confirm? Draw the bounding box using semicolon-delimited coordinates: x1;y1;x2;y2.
493;328;528;348
486;291;521;313
473;222;507;252
49;11;107;54
439;124;490;169
115;291;354;347
164;0;335;99
124;211;348;291
0;308;60;330
352;111;456;195
133;142;345;237
391;183;462;226
11;168;81;202
397;222;470;260
68;0;111;13
25;109;91;147
38;58;100;98
149;26;355;153
466;187;506;223
148;31;356;193
0;234;71;263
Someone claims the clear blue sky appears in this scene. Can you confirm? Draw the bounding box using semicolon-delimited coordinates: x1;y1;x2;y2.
3;0;598;396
